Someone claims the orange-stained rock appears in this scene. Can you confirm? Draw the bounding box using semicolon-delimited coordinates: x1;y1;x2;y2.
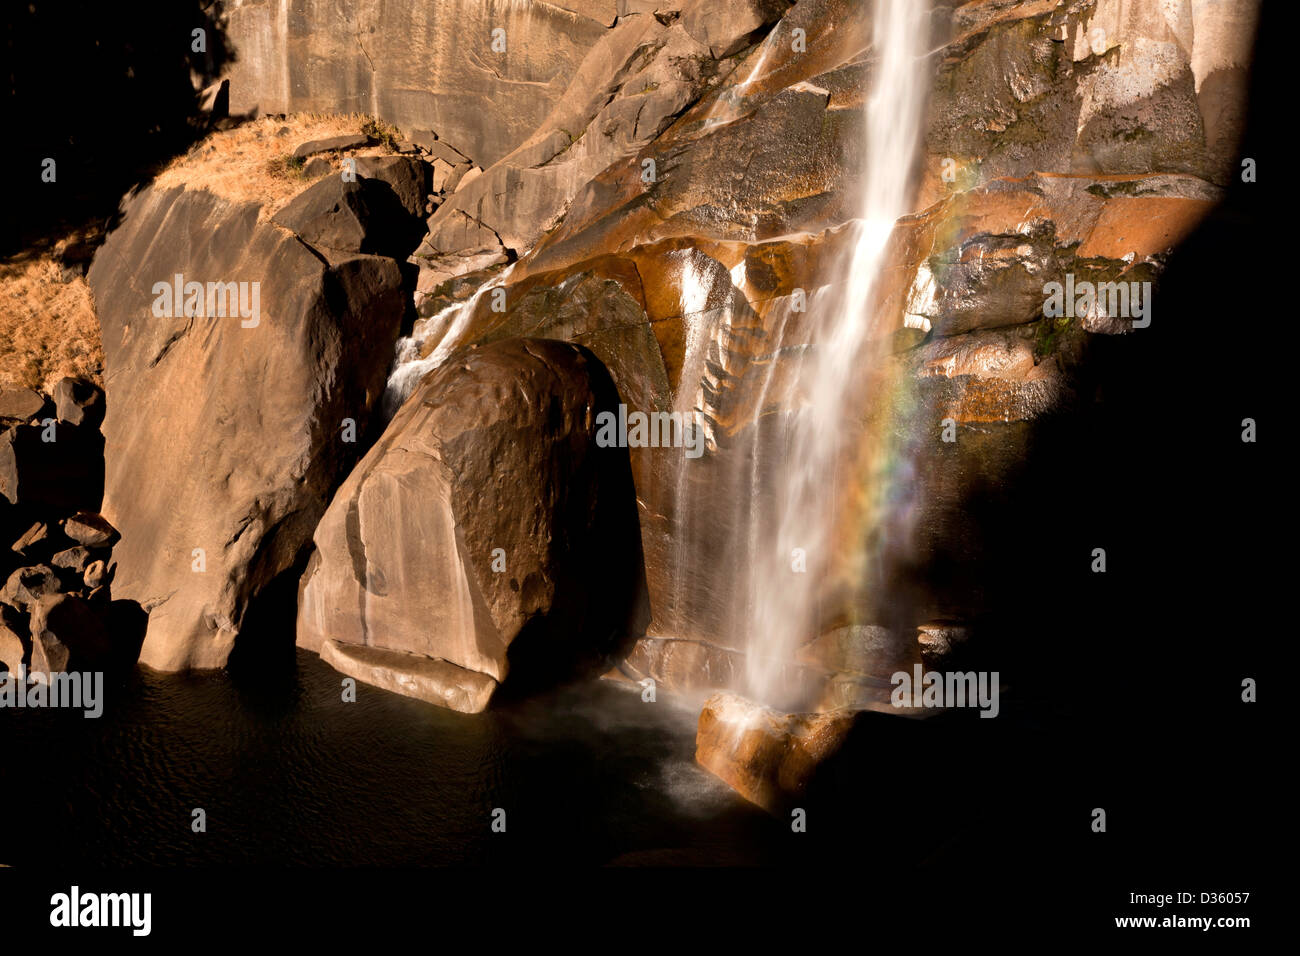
368;0;1254;691
695;691;858;813
1077;196;1211;261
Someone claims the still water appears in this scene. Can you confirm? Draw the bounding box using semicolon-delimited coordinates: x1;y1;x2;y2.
2;652;785;866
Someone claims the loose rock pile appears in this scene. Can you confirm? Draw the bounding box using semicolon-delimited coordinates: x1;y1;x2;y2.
0;380;130;678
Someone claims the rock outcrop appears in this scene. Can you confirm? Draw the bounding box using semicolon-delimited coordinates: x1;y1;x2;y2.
68;0;1261;710
271;175;425;259
88;183;410;670
416;0;795;276
298;337;646;711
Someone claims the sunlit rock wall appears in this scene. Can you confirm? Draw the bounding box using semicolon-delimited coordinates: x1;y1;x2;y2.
220;0;614;165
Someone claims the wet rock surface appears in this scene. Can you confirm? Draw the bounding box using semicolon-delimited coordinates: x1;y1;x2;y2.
320;639;499;715
410;0;1254;686
56;1;1262;725
695;691;858;813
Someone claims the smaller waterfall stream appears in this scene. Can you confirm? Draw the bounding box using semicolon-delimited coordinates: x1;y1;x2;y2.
384;265;515;413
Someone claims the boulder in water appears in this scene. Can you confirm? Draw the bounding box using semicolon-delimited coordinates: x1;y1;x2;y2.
298;337;646;709
695;691;857;813
321;639;498;714
28;593;112;673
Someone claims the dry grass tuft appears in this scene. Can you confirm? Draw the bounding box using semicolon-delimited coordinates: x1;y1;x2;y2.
0;251;103;392
152;112;393;221
1;113;402;394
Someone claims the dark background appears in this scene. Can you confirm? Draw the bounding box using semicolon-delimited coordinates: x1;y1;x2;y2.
0;0;1282;942
2;1;232;256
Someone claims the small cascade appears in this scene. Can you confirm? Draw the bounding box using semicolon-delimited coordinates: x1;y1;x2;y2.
383;265;515;414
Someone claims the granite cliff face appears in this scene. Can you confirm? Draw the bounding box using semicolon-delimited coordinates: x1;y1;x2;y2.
221;0;614;168
75;0;1258;737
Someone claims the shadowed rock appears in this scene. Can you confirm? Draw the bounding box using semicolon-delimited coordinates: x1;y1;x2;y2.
354;155;432;218
1;564;61;610
271;176;425;259
0;424;104;512
28;593;112;673
51;378;106;429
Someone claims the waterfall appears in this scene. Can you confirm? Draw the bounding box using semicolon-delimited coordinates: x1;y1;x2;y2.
731;0;930;707
382;265;515;414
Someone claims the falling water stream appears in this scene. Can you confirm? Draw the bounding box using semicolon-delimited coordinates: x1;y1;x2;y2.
731;0;930;707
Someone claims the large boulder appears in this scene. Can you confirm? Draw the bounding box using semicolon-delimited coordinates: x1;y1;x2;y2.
298;337;646;711
354;155;432;219
1;565;62;611
271;176;425;259
51;378;105;429
320;639;498;715
60;512;119;549
88;184;407;670
0;388;46;422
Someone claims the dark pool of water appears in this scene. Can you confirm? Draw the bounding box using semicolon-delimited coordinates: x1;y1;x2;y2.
2;644;1257;885
2;652;790;866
